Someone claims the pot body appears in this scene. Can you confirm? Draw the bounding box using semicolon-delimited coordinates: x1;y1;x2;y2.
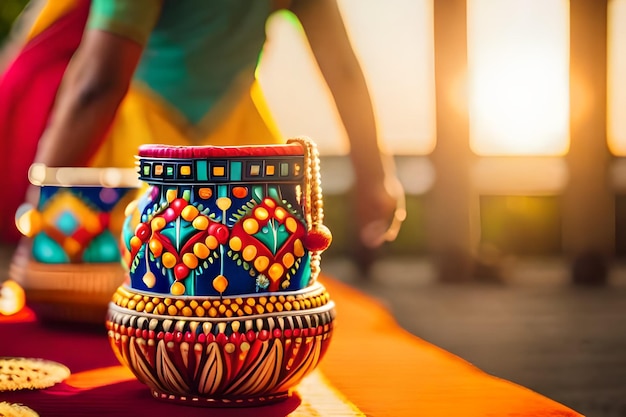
107;140;334;405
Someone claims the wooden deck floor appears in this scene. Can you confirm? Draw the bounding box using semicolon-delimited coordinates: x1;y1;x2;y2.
325;257;626;417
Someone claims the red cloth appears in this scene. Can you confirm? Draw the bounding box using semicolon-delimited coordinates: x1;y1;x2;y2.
0;1;90;243
0;315;305;416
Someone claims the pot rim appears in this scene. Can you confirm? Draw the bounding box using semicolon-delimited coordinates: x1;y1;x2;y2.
137;143;304;159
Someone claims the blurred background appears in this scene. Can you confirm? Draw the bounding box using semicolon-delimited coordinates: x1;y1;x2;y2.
0;1;25;36
2;1;625;416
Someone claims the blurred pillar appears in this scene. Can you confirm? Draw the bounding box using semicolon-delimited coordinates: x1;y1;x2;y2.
428;0;476;282
564;0;614;284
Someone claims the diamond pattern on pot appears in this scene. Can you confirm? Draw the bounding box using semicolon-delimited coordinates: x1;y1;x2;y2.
40;189;108;260
229;198;306;291
128;197;228;295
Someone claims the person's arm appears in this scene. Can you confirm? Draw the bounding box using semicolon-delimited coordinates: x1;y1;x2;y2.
290;0;385;186
34;0;163;167
34;30;143;167
290;0;405;248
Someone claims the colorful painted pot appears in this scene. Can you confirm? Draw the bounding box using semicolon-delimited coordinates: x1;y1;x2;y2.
12;165;139;324
106;138;335;405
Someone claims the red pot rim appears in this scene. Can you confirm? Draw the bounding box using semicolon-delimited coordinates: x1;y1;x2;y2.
138;143;304;159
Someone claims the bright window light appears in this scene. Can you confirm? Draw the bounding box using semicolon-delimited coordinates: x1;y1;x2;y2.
608;0;626;155
467;0;570;156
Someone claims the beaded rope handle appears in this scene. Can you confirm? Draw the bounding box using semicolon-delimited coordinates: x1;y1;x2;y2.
287;137;330;281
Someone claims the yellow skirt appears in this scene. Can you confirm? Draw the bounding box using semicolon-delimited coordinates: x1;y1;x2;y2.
89;79;283;168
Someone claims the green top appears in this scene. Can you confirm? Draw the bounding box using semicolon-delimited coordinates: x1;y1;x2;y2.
88;0;272;124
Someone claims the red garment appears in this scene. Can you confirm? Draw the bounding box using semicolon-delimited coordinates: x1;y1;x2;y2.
0;1;90;243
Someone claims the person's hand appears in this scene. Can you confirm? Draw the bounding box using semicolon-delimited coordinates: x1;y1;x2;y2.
355;169;406;249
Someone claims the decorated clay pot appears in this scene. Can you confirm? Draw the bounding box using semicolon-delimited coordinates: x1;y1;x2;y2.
12;165;139;324
106;138;335;405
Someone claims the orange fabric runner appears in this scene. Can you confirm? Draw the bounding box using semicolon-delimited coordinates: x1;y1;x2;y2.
319;278;584;417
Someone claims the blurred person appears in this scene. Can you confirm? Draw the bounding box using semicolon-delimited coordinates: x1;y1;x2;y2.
0;0;89;243
0;0;405;266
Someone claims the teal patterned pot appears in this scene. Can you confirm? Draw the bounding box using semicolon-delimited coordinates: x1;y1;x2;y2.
107;138;335;405
12;166;139;323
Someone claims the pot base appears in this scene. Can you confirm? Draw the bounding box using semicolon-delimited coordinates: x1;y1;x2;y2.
10;248;125;324
151;389;291;407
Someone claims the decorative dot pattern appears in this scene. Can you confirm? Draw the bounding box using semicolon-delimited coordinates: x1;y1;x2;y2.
111;286;331;318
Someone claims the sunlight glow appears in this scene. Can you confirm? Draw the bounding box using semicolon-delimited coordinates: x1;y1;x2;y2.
608;0;626;155
467;0;570;156
65;366;135;390
0;280;26;316
472;157;568;194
